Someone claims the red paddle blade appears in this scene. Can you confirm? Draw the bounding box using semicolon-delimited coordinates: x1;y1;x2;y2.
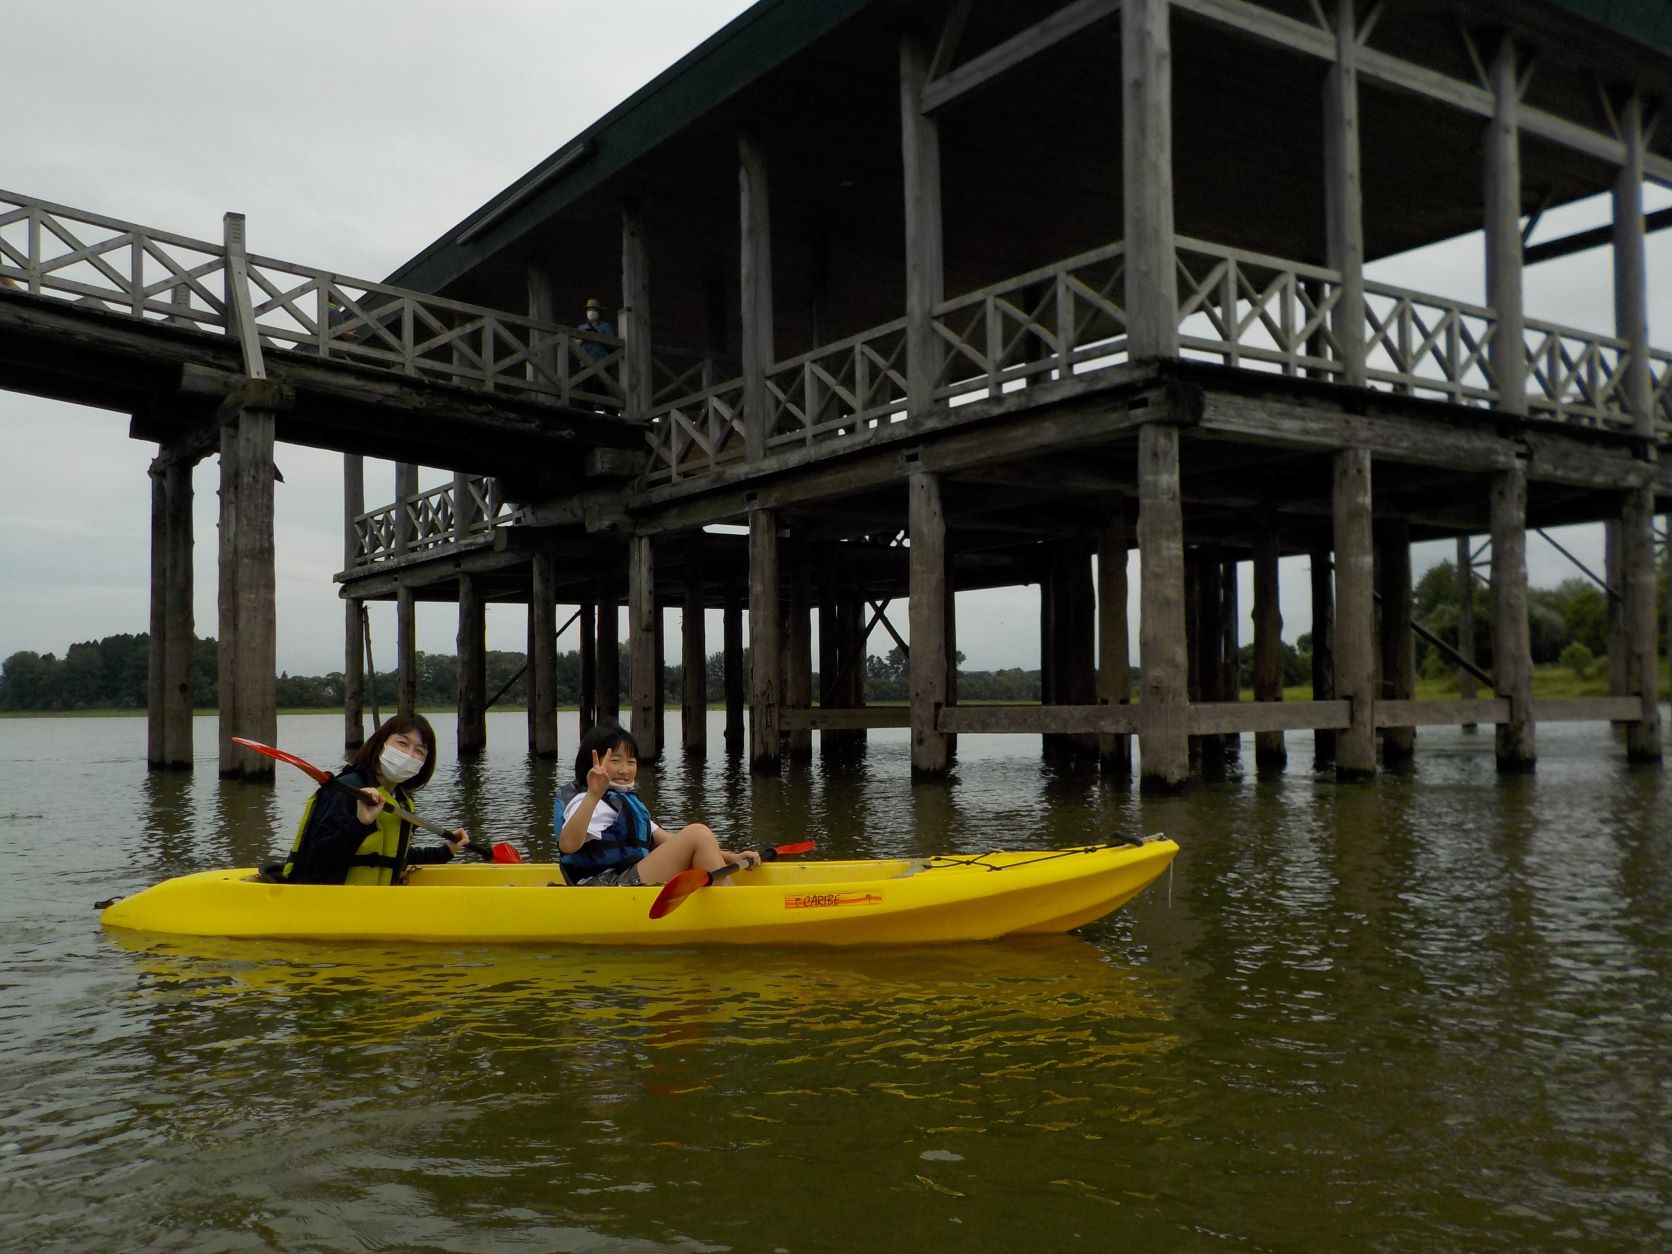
230;736;331;784
648;866;711;920
770;840;816;858
490;842;524;864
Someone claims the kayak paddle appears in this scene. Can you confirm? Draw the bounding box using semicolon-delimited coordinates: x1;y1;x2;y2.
647;840;816;919
230;736;524;863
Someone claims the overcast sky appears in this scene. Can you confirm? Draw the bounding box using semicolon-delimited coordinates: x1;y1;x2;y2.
2;1;1668;677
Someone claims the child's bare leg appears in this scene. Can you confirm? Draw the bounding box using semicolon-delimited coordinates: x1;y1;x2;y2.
636;824;726;884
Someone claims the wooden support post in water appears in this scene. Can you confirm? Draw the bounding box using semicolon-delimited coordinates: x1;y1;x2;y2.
597;588;620;724
749;507;781;771
1219;556;1239;764
628;534;659;762
1332;448;1376;778
1377;519;1416;767
785;535;813;763
396;586;417;718
1098;495;1133;781
578;603;597;736
147;449;194;769
217;399;278;779
1138;421;1189;790
1040;560;1060;763
1310;545;1336;767
739;135;774;461
456;573;486;759
900;30;945;417
724;590;745;756
682;534;708;754
1606;523;1627;709
1196;545;1226;781
1455;534;1477;730
1492;462;1536;771
528;553;559;758
342;453;365;750
1614;90;1663;764
908;466;949;778
1253;525;1286;772
1123;0;1177;360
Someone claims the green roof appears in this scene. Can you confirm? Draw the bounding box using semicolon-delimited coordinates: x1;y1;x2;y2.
1544;0;1672;56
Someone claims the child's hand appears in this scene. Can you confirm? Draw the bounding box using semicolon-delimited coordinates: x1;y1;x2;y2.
585;750;611;798
446;829;470;853
731;849;761;870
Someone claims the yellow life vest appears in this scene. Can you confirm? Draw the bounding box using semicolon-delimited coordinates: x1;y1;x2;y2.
281;775;414;885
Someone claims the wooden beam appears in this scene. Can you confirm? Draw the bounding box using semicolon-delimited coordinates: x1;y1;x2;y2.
1492;461;1536;771
1189;699;1351;735
1097;494;1133;778
396;585;417;717
1622;482;1664;759
739;135;774;461
597;583;620;723
920;0;1122;116
1252;522;1285;769
1377;518;1415;765
908;467;950;776
1138;420;1189;788
1324;0;1366;388
217;403;277;779
724;590;745;755
681;533;708;753
1533;696;1647;723
1525;206;1672;266
621;201;653;425
1485;37;1527;416
1310;543;1336;767
782;706;912;732
900;32;945;418
749;506;781;770
529;552;558;758
628;533;658;761
939;704;1140;735
1374;699;1510;728
456;573;486;759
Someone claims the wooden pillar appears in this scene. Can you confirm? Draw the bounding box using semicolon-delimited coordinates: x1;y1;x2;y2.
1324;0;1365;386
1195;546;1225;781
1098;496;1133;779
1614;90;1662;763
654;606;667;756
578;603;597;736
1219;556;1239;759
749;508;781;770
1332;448;1375;778
944;551;959;764
343;453;365;750
1253;525;1285;771
740;135;774;460
909;467;949;777
395;586;417;717
529;552;558;758
724;590;745;755
216;403;277;779
456;573;486;759
621;200;653;423
785;535;813;762
1606;523;1628;706
682;534;708;753
1491;462;1536;771
147;451;194;770
1622;485;1663;761
1138;421;1189;789
1123;0;1177;361
1377;519;1415;767
1485;35;1527;415
1455;535;1477;728
1310;544;1336;767
628;534;659;761
900;30;945;416
597;589;620;723
1040;563;1060;763
526;263;558;399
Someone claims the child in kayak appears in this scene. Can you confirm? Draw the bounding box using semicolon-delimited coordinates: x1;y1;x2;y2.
277;714;469;884
557;722;757;887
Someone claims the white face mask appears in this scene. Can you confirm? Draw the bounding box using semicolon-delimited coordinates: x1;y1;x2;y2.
585;309;601;322
378;745;423;785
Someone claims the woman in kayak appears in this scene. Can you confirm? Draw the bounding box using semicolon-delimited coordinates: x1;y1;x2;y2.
277;714;469;884
557;722;757;887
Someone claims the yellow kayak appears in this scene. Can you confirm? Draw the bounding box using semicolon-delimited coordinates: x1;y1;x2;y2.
99;839;1178;946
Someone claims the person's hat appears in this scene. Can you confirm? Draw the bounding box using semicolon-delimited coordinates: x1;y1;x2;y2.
585;297;602;311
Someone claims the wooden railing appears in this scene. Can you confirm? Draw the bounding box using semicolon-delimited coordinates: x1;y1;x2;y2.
645;376;748;483
1654;350;1672;430
0;189;624;410
932;241;1128;403
353;475;521;565
764;318;909;449
1523;318;1631;428
1360;279;1498;405
1176;237;1342;378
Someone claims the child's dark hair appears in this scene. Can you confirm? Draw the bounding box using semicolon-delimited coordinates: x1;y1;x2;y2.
350;714;438;791
573;721;638;789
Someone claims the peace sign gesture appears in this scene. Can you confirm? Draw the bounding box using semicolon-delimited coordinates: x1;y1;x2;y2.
584;749;612;799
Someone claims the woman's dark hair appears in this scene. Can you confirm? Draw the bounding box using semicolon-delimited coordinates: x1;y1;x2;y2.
351;714;438;791
573;721;638;789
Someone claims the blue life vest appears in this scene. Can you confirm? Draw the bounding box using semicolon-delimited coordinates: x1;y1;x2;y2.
557;786;653;880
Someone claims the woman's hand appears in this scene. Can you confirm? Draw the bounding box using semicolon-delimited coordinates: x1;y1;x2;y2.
354;787;386;826
446;829;471;854
728;849;762;870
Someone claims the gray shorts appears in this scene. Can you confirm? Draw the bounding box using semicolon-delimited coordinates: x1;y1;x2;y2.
569;863;644;887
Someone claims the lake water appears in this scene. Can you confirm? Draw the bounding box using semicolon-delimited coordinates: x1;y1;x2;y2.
2;712;1669;1251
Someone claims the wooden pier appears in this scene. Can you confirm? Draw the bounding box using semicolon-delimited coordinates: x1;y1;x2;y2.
4;0;1671;788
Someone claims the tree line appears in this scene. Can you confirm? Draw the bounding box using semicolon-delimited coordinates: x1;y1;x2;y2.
3;566;1659;713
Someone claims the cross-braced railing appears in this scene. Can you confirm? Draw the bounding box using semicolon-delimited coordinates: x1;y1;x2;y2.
1360;279;1498;404
764;318;909;449
645;376;748;484
0;189;625;411
1176;238;1342;377
353;475;521;565
932;242;1128;403
1653;350;1672;430
1524;318;1632;428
